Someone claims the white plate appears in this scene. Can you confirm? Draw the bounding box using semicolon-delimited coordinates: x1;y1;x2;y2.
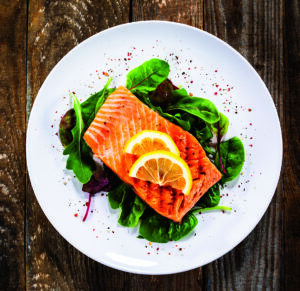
26;21;282;275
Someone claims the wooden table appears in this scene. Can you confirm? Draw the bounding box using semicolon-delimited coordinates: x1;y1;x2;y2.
1;0;299;290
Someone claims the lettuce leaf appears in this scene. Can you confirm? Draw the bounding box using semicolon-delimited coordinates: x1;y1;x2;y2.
139;211;198;243
167;96;220;124
215;137;245;183
63;93;95;183
63;79;114;183
196;184;220;208
108;183;147;227
126;58;169;93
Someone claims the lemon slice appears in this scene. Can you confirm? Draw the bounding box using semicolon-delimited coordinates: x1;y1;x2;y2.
129;150;192;195
124;130;180;157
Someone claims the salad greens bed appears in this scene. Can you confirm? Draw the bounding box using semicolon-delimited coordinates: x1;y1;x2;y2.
59;59;245;243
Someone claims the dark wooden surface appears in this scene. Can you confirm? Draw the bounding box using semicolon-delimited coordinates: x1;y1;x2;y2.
0;0;299;290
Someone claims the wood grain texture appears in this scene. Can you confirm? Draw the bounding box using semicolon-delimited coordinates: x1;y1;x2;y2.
203;0;284;290
132;0;203;28
284;0;300;290
12;0;298;289
26;0;132;290
0;1;27;290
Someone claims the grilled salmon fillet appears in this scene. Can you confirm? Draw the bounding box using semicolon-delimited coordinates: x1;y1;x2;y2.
84;86;222;222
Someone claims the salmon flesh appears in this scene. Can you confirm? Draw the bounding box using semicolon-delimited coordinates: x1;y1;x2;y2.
84;86;222;222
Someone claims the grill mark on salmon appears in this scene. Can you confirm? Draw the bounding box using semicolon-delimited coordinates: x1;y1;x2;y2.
84;86;222;222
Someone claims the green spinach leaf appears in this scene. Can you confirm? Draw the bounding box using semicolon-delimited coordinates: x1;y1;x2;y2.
196;184;220;208
172;88;190;103
108;183;128;209
167;96;220;124
118;190;147;227
63;93;95;183
211;112;229;136
139;211;198;243
210;113;229;173
81;81;115;128
195;124;213;142
168;212;198;241
134;90;191;131
215;137;245;183
139;213;171;243
95;77;113;114
108;183;147;227
126;59;169;93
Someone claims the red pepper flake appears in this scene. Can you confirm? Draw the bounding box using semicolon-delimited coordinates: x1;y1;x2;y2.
55;132;58;136
102;72;109;76
189;93;193;97
238;185;241;188
50;125;53;128
168;252;171;255
147;252;150;255
188;67;191;70
93;228;95;231
249;123;253;126
249;144;253;147
215;69;218;72
219;88;222;91
228;88;231;92
216;84;219;87
248;108;252;112
222;210;225;213
214;92;218;95
96;235;99;238
72;91;76;94
126;68;128;71
156;247;159;251
190;80;194;84
96;70;98;72
128;58;131;60
74;213;78;217
175;244;178;247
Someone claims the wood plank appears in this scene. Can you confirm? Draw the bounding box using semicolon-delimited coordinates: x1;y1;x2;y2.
203;0;284;290
132;0;203;28
283;0;300;289
26;1;132;289
0;1;27;290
